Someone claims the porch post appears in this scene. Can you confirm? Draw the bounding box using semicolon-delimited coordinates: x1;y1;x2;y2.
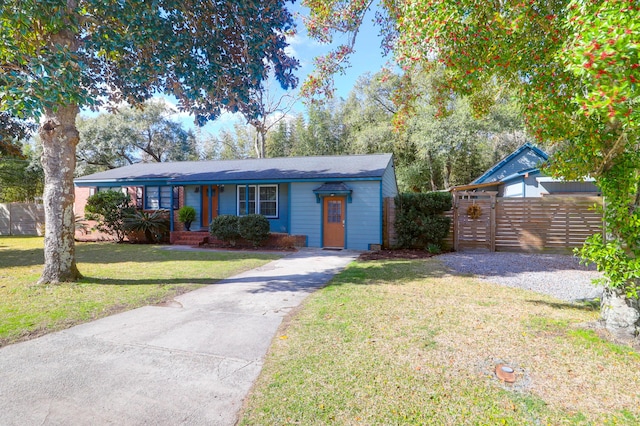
170;185;175;232
208;186;213;226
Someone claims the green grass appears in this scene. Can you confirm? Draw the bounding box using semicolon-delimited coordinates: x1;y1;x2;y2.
240;258;640;425
0;236;279;346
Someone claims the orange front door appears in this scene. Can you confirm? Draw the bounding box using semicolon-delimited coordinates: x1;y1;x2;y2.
201;185;218;228
323;196;345;248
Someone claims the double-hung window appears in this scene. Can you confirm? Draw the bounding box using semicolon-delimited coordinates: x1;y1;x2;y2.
145;186;179;210
237;185;278;218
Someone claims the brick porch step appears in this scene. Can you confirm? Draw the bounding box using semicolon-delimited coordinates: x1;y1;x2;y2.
170;231;209;246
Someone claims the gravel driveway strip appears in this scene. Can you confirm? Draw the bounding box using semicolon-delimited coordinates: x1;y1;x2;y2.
438;252;603;302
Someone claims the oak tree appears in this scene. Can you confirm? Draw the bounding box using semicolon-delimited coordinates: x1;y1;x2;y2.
0;0;298;283
77;100;198;175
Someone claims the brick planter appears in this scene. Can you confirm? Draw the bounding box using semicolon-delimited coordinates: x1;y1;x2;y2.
171;231;306;249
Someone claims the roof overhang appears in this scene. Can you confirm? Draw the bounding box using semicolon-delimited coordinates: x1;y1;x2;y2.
449;181;501;192
536;176;596;183
313;182;353;203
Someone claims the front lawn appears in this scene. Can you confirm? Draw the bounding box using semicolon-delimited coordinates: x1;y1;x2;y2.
240;258;640;425
0;237;279;346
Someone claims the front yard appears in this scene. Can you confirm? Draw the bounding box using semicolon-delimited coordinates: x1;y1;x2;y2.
0;237;279;346
240;258;640;425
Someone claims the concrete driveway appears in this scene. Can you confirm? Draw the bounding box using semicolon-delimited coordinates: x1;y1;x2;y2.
0;248;358;425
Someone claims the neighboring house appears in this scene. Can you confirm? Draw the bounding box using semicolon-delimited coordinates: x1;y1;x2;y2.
446;143;602;253
74;153;398;250
451;142;600;197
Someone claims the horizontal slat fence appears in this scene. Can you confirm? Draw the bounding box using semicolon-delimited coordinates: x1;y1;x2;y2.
382;195;602;253
493;196;603;253
0;203;45;236
454;197;495;252
442;209;454;250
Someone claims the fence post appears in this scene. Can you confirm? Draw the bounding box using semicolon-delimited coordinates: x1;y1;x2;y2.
383;197;397;248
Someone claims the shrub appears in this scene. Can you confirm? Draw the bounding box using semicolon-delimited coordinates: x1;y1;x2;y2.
209;215;240;246
84;190;134;242
239;214;270;247
395;192;452;250
124;210;169;243
427;243;442;254
178;206;197;230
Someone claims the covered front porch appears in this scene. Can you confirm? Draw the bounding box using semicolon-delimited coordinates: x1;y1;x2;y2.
178;183;289;234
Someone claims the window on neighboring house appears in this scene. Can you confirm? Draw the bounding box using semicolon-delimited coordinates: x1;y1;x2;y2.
237;185;278;218
97;186;126;194
145;186;179;210
96;186;131;202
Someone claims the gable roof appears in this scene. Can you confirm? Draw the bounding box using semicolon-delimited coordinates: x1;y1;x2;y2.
472;142;548;184
75;154;394;186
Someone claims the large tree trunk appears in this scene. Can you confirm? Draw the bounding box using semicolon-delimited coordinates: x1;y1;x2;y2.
38;105;82;284
601;288;640;339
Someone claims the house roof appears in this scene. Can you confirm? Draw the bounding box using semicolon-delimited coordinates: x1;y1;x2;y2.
312;182;353;193
472;142;548;184
451;168;541;192
75;153;394;186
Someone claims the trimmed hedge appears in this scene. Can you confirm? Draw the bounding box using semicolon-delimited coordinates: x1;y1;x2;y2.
209;215;240;246
209;214;271;247
238;214;270;247
395;192;452;249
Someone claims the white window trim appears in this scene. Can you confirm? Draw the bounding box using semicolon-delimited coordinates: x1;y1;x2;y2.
236;184;278;218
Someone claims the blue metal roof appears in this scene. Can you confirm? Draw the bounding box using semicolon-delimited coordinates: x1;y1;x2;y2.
75;154;393;186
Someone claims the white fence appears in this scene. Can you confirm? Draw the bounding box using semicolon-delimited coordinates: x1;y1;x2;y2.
0;203;45;236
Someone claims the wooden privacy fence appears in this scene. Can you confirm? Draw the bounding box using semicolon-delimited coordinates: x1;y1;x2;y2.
451;191;603;253
383;197;397;248
0;203;45;236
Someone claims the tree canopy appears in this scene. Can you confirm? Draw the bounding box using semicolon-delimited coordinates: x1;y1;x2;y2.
0;113;35;158
1;1;298;120
0;0;299;283
77;101;198;175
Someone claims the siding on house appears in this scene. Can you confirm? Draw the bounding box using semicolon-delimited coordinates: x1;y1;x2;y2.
537;181;600;196
500;174;600;198
381;158;399;198
184;185;202;227
345;181;383;250
501;180;525;197
218;185;236;216
290;182;322;247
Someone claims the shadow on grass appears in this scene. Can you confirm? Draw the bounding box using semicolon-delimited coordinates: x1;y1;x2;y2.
526;298;600;312
79;276;220;286
0;244;276;268
0;248;43;268
92;259;448;295
326;258;450;287
82;269;353;294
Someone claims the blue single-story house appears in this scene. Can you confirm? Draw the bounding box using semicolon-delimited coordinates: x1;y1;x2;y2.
451;142;600;197
74;153;398;250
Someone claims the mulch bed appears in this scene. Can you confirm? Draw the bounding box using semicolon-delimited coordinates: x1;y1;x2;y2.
358;249;439;261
